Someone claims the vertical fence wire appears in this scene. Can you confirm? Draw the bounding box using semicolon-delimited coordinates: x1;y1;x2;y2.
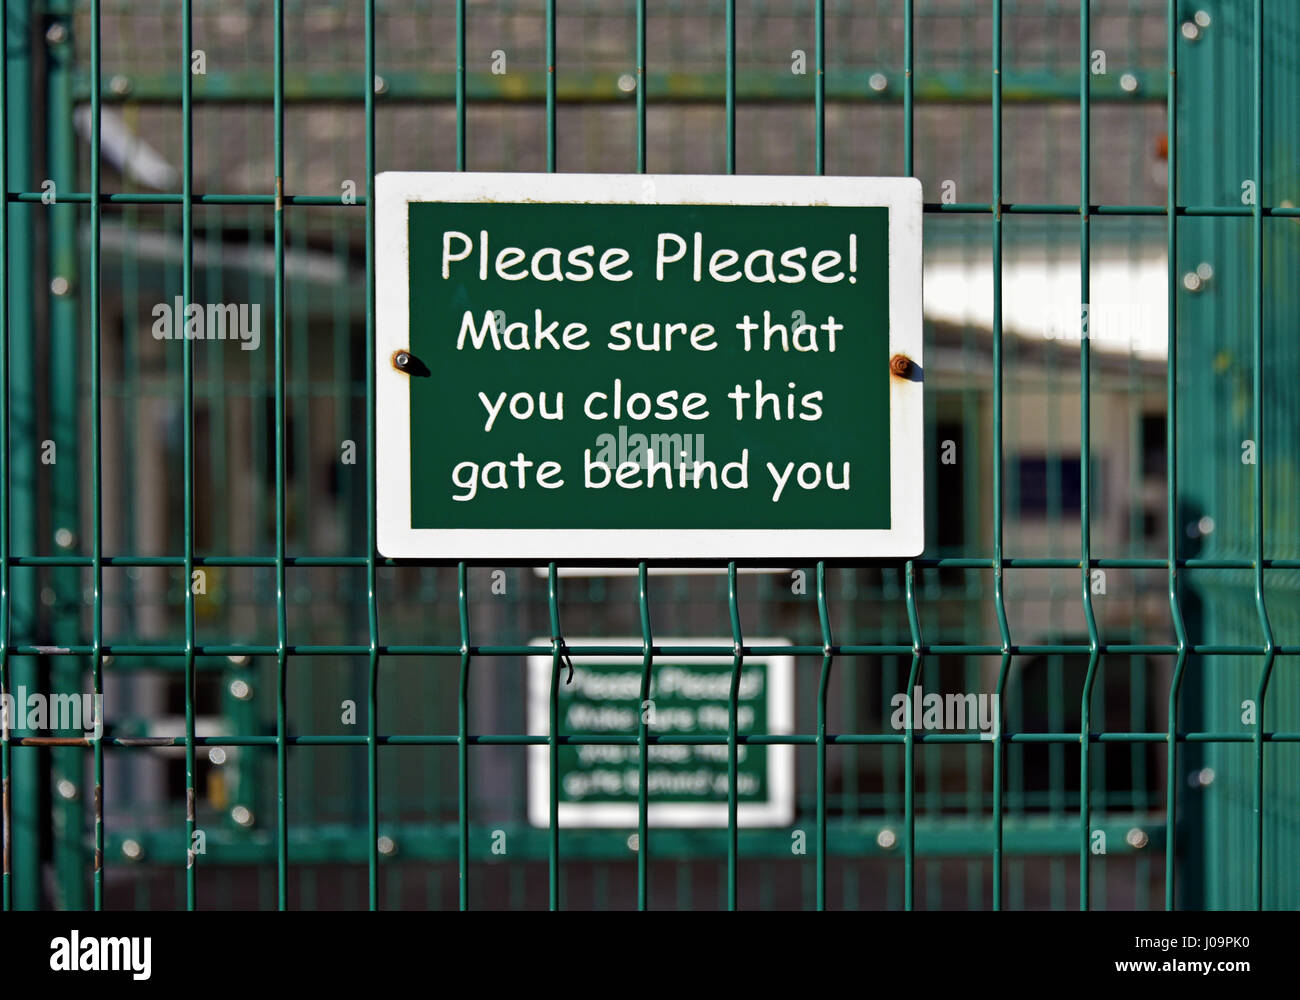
903;0;913;175
633;3;651;904
1077;0;1102;912
89;0;104;912
815;563;832;909
456;0;466;171
901;0;920;912
547;563;562;910
635;0;645;173
725;562;742;910
546;0;555;173
455;0;470;913
723;0;737;908
365;0;381;911
990;0;1015;914
0;0;9;917
636;562;652;909
814;0;824;176
546;0;561;912
181;0;197;912
457;566;471;910
273;0;289;910
725;0;735;174
812;0;829;913
1248;0;1276;912
903;564;922;908
5;0;33;915
1163;0;1188;913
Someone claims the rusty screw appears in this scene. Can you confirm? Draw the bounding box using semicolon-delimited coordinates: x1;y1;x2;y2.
890;353;915;379
393;351;412;372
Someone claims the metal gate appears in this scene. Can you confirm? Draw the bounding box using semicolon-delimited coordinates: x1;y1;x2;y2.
1;0;1297;911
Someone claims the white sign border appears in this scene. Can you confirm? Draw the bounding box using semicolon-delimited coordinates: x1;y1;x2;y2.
525;638;795;828
376;172;923;559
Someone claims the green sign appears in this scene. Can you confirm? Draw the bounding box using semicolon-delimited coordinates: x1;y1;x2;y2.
527;640;793;827
377;173;922;559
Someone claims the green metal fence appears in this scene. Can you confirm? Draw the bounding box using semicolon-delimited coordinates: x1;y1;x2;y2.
0;0;1296;911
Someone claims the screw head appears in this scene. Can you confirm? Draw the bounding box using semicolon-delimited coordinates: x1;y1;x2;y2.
869;72;888;93
54;527;75;549
1196;261;1214;282
1183;272;1202;292
45;23;68;45
109;74;132;96
57;779;78;801
618;73;637;93
374;75;388;95
229;679;252;701
1119;73;1138;93
1194;10;1211;28
1181;21;1201;41
1126;827;1149;849
393;351;412;371
122;838;144;861
378;835;397;856
232;804;254;827
50;276;70;297
627;833;640;852
208;747;227;765
876;828;897;849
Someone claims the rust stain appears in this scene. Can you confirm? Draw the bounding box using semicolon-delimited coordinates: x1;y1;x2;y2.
94;785;103;873
2;776;9;875
890;353;916;380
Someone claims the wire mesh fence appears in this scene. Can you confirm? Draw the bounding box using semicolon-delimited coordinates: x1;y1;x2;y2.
0;0;1296;911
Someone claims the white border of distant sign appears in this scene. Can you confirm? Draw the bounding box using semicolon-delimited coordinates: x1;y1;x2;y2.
526;638;794;828
531;566;788;578
376;172;923;559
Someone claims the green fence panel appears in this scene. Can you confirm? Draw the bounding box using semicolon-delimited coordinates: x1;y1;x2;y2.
0;0;1295;912
1175;0;1300;911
